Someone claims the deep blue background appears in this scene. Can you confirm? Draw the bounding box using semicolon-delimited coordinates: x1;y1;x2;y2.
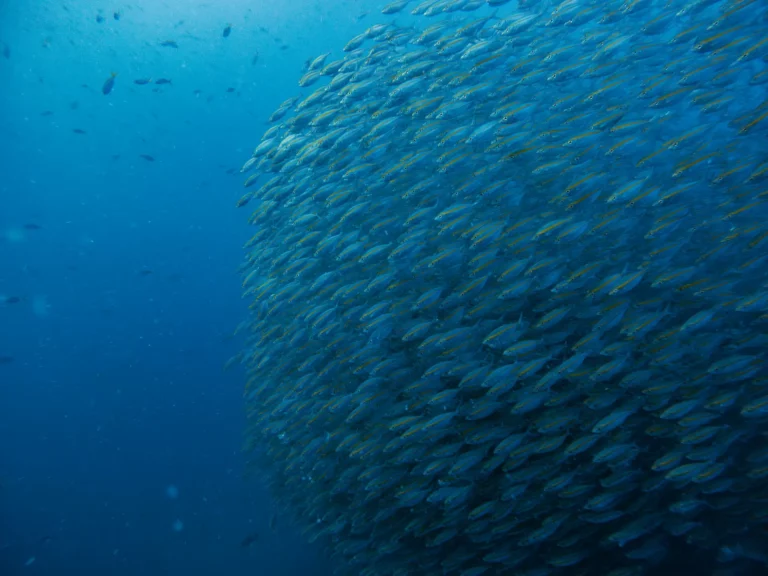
0;1;391;573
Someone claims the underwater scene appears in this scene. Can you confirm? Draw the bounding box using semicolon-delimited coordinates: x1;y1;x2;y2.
3;0;768;575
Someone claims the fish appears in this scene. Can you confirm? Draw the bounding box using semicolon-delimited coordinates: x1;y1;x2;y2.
72;129;86;134
155;78;172;85
102;72;117;95
139;155;155;162
382;0;410;15
232;3;768;576
159;40;178;48
240;532;258;548
223;24;232;38
134;78;152;85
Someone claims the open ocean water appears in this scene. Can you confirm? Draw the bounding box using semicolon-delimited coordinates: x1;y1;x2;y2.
2;1;768;575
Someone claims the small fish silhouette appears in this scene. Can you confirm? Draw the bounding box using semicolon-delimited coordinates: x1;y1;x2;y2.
240;532;258;548
102;72;117;95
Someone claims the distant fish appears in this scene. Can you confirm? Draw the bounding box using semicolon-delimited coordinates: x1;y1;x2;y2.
226;168;236;174
240;533;259;548
251;51;259;66
0;356;13;365
102;72;117;95
72;128;86;134
70;101;79;110
226;87;235;93
159;40;178;48
139;154;155;162
40;110;53;116
133;78;152;85
3;296;22;304
23;223;42;230
155;78;172;85
2;42;10;59
96;13;105;23
223;24;232;38
113;11;120;21
269;513;277;533
138;268;153;276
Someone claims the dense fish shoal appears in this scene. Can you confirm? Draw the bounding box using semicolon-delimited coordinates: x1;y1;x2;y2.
233;1;768;575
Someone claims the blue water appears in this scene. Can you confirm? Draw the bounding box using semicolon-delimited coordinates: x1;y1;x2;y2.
0;0;378;573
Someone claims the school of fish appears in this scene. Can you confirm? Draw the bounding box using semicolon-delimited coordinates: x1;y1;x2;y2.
233;0;768;574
